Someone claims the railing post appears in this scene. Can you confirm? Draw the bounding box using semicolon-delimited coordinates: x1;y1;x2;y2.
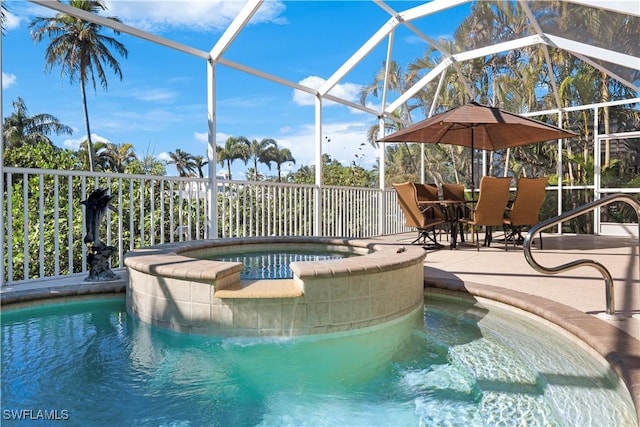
378;118;386;236
207;59;218;239
593;106;601;235
314;96;323;236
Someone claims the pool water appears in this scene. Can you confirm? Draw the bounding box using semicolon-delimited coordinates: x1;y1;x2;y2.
209;250;352;279
1;295;636;426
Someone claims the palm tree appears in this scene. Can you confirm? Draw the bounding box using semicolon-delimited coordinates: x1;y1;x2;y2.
128;154;166;176
269;146;296;182
245;167;263;181
1;3;10;35
86;140;108;170
168;149;197;177
193;155;208;178
30;0;128;172
217;136;250;180
3;97;72;149
100;142;136;173
247;138;277;180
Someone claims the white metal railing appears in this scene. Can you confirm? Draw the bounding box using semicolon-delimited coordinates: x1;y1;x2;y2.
2;168;211;285
2;168;404;285
5;167;636;286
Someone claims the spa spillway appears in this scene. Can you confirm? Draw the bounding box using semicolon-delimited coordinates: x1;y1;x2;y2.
124;237;427;336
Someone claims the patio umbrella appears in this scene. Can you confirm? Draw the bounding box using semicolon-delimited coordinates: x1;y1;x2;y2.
378;102;577;193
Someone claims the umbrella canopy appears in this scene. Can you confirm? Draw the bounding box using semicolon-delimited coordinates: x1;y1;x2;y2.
378;102;577;149
378;102;577;192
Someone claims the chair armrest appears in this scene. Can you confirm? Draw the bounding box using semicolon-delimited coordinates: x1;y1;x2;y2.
418;201;450;220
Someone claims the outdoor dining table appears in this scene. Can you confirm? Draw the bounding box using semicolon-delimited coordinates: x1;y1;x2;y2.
418;199;467;249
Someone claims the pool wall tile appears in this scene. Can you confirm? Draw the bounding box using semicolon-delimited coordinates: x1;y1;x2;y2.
351;276;370;298
257;304;283;329
283;302;307;329
169;299;190;322
385;292;400;315
351;298;371;320
212;304;233;326
371;297;386;318
168;278;191;302
190;302;212;324
303;279;330;302
191;282;212;304
330;299;352;324
329;280;351;301
307;302;330;327
233;303;259;328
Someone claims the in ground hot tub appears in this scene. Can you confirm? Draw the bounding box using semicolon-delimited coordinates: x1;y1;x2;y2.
124;237;426;336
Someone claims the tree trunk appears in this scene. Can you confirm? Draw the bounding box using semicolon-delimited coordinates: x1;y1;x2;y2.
81;80;95;172
448;145;460;184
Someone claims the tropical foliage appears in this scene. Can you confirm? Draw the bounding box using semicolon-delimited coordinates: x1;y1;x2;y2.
3;97;73;149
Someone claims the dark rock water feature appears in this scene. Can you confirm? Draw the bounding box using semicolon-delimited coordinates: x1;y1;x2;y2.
81;188;119;282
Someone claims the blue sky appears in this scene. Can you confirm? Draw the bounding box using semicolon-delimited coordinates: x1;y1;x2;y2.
2;1;467;178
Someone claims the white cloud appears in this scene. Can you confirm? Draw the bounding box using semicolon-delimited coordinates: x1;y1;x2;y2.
215;132;232;145
62;134;110;150
157;152;172;163
128;88;178;103
194;131;208;144
293;76;363;108
2;72;17;90
3;10;22;32
104;0;286;33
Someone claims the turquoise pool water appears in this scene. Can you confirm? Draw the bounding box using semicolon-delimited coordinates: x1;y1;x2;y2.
1;295;636;426
208;250;353;279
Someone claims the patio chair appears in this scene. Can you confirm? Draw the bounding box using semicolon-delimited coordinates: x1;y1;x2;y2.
415;183;450;246
393;182;446;249
460;176;512;251
503;176;549;249
414;182;440;204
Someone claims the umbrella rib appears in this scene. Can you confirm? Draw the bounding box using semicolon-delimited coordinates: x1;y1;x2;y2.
432;122;456;142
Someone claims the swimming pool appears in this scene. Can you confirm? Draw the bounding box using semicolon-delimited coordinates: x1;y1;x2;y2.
1;294;636;426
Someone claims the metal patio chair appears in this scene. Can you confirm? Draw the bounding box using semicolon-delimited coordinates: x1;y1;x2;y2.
460;176;512;251
393;182;446;249
503;176;549;250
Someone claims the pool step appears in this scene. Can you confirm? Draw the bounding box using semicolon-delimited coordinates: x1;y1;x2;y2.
403;364;484;425
213;279;304;299
448;338;560;426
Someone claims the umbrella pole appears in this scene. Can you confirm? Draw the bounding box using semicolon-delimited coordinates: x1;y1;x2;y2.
470;130;475;199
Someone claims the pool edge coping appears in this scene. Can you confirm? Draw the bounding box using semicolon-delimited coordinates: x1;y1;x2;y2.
123;236;427;286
